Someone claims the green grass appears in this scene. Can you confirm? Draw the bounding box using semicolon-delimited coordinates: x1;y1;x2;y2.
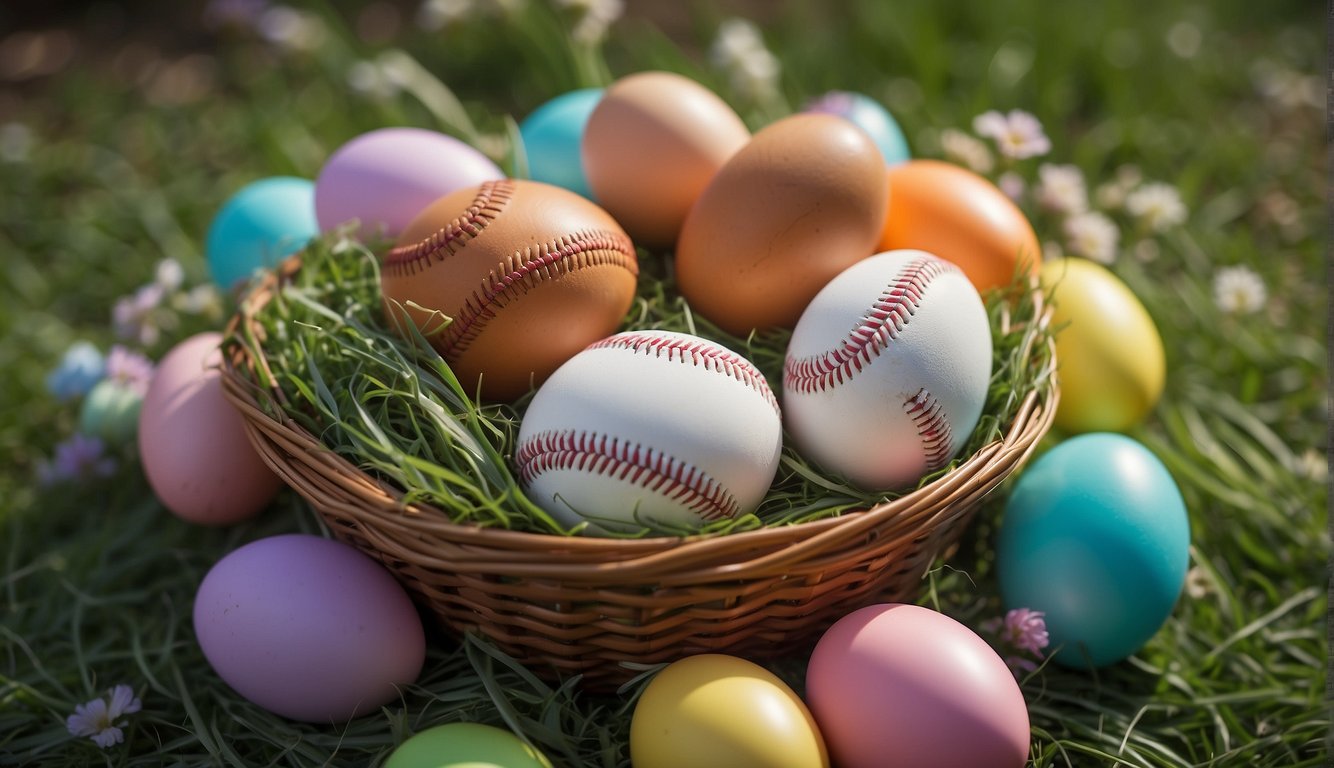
0;1;1325;766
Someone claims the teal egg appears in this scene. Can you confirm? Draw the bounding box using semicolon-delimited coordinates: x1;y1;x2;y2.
518;88;603;199
79;379;143;446
996;433;1189;668
206;177;318;290
804;91;910;166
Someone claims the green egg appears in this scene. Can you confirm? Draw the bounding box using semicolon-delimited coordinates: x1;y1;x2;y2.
78;379;143;447
384;723;553;768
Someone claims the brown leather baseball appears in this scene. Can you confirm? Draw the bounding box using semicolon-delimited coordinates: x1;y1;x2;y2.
380;179;639;402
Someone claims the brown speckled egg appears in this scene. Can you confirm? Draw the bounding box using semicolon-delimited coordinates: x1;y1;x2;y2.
675;113;889;337
581;71;750;249
380;179;638;402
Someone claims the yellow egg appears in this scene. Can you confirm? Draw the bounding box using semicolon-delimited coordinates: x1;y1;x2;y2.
1041;258;1165;433
630;654;829;768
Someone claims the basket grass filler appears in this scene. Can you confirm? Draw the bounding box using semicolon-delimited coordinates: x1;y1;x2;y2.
220;236;1057;689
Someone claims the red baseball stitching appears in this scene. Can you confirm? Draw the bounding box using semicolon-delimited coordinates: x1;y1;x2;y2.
382;179;515;275
441;229;637;358
783;255;956;394
587;333;780;415
903;388;953;470
514;429;741;522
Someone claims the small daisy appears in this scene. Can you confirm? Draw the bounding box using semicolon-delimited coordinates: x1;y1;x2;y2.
153;259;185;292
46;341;106;401
36;434;117;487
1125;181;1187;232
1035;163;1088;215
1063;211;1120;264
939;128;994;174
973;109;1051;160
1213;265;1266;315
104;346;155;397
710;19;781;103
67;685;142;748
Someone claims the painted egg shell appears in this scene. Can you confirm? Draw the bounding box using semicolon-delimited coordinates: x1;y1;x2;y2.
138;332;281;525
78;379;142;447
384;723;553;768
631;654;829;768
206;177;318;290
806;604;1029;768
518;87;603;199
1040;258;1166;433
193;534;426;723
997;433;1190;668
803;90;910;165
314;127;504;241
582;70;750;248
380;179;638;402
676;113;888;336
879;159;1039;294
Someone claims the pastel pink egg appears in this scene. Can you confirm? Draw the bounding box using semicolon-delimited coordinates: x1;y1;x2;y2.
314;127;505;241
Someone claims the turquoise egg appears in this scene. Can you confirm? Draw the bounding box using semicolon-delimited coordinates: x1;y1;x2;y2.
206;177;318;290
996;433;1190;668
803;91;910;166
518;88;603;199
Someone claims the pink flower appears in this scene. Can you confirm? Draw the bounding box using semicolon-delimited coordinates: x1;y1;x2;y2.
112;284;166;347
999;607;1050;655
36;434;117;486
104;346;155;397
973;109;1051;159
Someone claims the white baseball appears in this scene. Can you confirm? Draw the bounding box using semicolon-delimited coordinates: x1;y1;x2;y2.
515;330;783;534
782;250;992;490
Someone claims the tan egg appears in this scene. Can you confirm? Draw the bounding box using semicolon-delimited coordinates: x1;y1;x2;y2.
675;113;888;337
380;179;638;402
582;71;750;249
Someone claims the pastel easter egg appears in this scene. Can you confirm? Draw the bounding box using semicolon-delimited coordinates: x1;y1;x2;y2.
519;88;603;199
804;90;910;165
314;127;505;241
206;177;318;290
582;70;750;248
676;113;888;336
138;332;282;525
1040;258;1166;433
193;534;426;723
631;654;829;768
78;379;142;446
879;159;1039;294
997;433;1190;668
385;723;553;768
807;604;1030;768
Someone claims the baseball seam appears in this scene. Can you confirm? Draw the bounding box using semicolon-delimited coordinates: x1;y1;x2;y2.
903;388;953;471
782;255;955;394
382;179;515;275
442;228;637;358
514;429;741;522
587;333;781;415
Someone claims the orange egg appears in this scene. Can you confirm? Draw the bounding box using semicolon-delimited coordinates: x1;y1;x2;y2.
676;113;888;336
879;160;1039;294
582;71;750;249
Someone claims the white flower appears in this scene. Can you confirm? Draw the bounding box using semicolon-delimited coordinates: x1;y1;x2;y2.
973;109;1051;159
710;18;781;103
153;258;184;292
1212;265;1266;315
555;0;623;44
257;5;326;52
939;128;993;174
67;685;142;748
1035;163;1088;215
1290;448;1327;484
1063;211;1119;264
1184;566;1212;599
1125;181;1187;232
997;171;1026;202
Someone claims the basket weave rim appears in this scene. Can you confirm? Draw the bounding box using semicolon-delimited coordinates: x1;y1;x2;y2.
219;255;1058;584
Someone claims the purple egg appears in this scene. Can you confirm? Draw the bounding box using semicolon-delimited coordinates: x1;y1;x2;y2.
193;534;426;723
314;127;504;241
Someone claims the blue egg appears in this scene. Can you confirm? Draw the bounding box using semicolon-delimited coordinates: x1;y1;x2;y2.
804;91;910;166
206;177;318;290
518;88;604;199
996;433;1190;668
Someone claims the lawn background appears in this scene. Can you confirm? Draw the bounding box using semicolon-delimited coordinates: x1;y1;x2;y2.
0;1;1326;766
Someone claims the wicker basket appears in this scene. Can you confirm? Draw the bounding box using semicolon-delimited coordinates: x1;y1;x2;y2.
220;257;1057;689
